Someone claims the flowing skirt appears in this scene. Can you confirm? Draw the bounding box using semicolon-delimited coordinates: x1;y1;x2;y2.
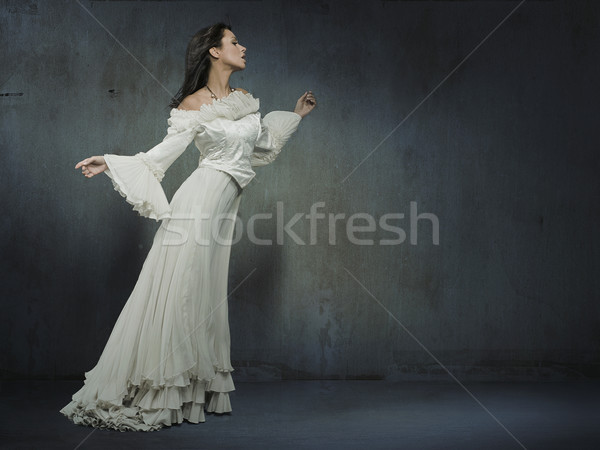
60;167;242;431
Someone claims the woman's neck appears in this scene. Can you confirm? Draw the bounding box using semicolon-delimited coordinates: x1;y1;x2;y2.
206;68;234;98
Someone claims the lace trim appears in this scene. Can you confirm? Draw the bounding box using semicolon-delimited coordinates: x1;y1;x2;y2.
262;111;302;151
134;152;165;182
269;131;287;152
108;176;168;220
60;372;234;432
252;147;282;165
170;90;260;123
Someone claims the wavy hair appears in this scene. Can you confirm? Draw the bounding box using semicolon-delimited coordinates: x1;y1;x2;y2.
168;23;231;109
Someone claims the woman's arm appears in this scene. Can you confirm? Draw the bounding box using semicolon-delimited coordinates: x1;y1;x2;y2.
250;91;317;167
74;112;204;220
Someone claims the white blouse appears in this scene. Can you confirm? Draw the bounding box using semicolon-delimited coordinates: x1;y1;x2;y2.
103;90;302;221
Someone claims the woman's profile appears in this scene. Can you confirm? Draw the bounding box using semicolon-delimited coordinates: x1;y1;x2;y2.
60;22;316;432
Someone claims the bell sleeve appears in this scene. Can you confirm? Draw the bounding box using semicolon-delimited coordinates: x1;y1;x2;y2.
103;112;203;221
250;111;302;167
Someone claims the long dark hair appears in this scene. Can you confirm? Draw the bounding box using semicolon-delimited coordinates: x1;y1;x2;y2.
168;23;231;109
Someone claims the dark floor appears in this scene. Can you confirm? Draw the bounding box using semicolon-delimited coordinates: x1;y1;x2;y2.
0;379;599;449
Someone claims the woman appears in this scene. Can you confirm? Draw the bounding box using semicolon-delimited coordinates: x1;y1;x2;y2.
60;23;316;432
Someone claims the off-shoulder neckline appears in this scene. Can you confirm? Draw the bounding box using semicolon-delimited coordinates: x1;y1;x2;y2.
171;90;257;114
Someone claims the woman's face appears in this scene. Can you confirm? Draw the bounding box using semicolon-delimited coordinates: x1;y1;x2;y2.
215;29;246;71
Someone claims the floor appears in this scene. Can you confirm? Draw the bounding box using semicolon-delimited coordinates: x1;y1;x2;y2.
1;379;598;449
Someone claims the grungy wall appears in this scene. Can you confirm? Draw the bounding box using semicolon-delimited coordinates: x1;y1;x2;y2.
1;0;599;381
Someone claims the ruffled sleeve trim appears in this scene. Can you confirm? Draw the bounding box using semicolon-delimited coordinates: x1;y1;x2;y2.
104;153;171;221
167;111;206;134
251;111;302;167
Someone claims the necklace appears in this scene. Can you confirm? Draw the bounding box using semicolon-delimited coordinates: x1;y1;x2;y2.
206;85;235;100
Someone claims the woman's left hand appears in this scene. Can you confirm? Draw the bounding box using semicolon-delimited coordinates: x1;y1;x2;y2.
294;91;317;118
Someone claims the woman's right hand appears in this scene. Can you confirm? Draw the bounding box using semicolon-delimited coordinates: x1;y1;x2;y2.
75;156;107;178
294;91;317;118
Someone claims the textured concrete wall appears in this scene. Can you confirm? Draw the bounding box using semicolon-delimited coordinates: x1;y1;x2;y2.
1;0;598;381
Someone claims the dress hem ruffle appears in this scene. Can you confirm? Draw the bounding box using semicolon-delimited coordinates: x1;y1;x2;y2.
60;370;234;432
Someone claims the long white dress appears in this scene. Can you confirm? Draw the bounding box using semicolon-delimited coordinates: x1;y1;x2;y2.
60;90;302;431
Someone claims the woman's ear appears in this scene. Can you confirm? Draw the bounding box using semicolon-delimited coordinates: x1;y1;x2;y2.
209;47;219;59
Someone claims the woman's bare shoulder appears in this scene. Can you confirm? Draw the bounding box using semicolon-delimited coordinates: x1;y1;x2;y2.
177;88;249;110
177;89;213;111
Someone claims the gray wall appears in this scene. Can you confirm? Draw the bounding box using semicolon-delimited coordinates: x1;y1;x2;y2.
1;0;598;381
